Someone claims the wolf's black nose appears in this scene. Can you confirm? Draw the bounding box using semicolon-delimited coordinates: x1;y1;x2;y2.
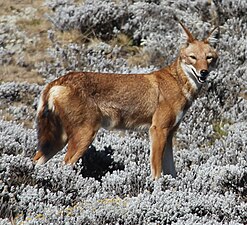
200;70;209;77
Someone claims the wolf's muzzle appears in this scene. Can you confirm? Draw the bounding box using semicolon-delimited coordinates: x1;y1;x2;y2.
200;70;209;78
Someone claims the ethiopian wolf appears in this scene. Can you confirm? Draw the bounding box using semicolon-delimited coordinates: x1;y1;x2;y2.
33;19;218;179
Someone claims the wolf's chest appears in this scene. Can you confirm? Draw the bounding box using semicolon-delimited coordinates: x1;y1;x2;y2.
173;109;187;127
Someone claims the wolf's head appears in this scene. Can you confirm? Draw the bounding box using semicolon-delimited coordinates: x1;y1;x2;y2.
177;19;218;86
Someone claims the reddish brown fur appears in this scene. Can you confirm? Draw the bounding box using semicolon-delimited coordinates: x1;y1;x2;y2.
33;22;218;179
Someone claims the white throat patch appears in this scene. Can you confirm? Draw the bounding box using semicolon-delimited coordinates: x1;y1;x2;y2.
181;62;201;90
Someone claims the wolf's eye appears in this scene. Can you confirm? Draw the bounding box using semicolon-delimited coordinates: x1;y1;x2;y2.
189;55;197;60
206;56;213;60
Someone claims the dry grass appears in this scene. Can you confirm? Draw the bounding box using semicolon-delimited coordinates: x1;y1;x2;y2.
0;0;54;84
111;34;151;67
86;33;151;67
127;50;151;67
0;65;44;84
0;0;153;87
0;0;26;16
56;29;86;44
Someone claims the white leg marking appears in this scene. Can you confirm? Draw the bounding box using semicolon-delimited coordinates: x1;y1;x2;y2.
173;110;184;127
162;134;176;177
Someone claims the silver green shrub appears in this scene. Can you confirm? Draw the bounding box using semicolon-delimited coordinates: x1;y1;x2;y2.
0;0;246;224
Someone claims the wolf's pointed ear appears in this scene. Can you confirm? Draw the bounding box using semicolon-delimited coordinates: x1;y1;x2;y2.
204;26;219;46
174;15;195;43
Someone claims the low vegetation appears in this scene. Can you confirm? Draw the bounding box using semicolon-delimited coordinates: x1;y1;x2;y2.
0;0;246;224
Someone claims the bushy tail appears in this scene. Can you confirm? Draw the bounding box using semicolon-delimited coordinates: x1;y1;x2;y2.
35;97;67;164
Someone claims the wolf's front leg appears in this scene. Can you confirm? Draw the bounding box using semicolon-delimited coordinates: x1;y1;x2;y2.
149;125;169;180
162;133;177;178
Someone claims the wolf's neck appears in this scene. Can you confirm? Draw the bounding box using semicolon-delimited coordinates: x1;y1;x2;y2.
175;58;202;102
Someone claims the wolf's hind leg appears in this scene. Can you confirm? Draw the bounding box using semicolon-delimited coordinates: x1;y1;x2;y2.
64;124;98;165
